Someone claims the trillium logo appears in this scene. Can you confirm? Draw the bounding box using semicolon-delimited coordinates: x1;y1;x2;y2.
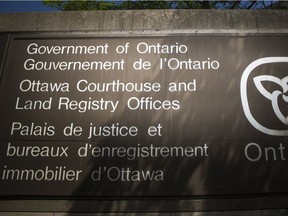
240;57;288;136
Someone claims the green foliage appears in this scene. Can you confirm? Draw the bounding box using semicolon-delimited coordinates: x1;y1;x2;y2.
119;1;171;10
43;0;118;11
42;0;288;11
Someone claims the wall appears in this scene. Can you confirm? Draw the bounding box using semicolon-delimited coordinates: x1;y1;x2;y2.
0;10;288;33
0;9;288;215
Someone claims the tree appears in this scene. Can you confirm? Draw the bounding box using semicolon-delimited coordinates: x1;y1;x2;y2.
42;0;119;10
42;0;172;10
42;0;288;11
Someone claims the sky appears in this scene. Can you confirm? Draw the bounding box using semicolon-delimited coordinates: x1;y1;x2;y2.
0;1;59;13
0;0;286;13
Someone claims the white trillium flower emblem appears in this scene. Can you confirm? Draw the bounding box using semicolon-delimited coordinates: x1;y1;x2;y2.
240;57;288;136
253;75;288;125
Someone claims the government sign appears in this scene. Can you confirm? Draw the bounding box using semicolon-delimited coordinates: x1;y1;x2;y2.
0;35;287;196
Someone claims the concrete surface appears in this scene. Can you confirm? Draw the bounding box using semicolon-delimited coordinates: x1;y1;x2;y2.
0;10;287;33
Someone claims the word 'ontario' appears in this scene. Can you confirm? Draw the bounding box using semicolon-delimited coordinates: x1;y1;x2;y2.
160;57;220;70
